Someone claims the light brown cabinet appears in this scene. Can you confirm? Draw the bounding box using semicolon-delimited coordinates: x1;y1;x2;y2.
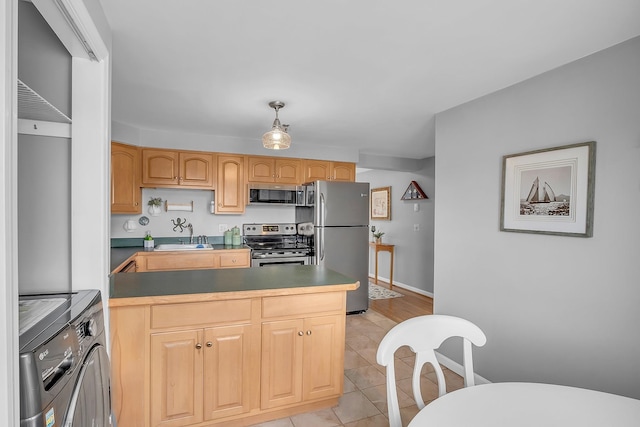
142;148;215;189
260;293;345;410
111;142;141;214
110;290;350;427
247;156;301;184
150;324;253;427
216;155;245;214
261;315;343;409
135;249;250;272
302;160;355;182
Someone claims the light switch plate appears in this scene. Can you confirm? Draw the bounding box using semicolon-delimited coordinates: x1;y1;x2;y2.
218;224;228;232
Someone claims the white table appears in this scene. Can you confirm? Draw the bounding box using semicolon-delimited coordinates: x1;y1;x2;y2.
408;382;640;427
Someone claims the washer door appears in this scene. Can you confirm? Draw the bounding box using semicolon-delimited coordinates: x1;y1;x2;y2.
64;344;111;426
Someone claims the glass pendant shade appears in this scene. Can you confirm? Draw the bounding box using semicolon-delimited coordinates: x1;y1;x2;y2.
263;101;291;150
262;122;291;150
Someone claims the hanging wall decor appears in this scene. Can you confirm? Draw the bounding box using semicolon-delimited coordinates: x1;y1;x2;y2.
401;181;428;200
371;187;391;220
500;141;596;237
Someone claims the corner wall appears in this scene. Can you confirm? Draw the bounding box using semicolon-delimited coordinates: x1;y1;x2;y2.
434;36;640;398
358;158;435;295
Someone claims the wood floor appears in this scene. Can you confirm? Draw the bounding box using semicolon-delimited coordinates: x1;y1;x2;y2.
368;278;433;323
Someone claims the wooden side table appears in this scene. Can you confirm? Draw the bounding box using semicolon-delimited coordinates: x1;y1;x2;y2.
369;242;395;289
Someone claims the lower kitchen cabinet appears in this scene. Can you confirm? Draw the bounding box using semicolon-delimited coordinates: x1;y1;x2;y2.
135;249;250;272
261;314;344;409
110;291;348;427
150;329;204;427
150;324;252;427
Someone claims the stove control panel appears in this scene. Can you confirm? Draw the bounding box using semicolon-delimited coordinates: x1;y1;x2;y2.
243;223;298;236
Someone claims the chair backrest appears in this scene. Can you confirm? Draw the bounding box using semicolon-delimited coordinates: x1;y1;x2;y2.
376;315;487;427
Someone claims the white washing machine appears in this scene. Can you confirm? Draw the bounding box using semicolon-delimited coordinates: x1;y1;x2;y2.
19;289;111;426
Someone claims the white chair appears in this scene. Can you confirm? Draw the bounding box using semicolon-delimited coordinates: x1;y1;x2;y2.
376;315;487;427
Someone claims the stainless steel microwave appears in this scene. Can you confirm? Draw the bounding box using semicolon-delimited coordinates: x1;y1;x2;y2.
248;184;306;205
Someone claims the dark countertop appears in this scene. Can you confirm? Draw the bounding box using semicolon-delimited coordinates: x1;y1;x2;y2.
109;245;250;274
110;265;359;305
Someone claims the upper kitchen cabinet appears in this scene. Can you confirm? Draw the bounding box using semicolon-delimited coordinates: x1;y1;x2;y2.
247;156;302;185
302;160;355;182
141;148;215;189
111;142;141;214
216;155;245;214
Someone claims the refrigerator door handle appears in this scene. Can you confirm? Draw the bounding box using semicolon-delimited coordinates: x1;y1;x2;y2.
319;192;326;227
318;227;325;262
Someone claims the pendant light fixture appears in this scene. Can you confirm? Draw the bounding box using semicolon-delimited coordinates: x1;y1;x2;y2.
262;101;291;150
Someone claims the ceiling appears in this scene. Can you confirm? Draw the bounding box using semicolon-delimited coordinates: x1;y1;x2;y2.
99;0;640;160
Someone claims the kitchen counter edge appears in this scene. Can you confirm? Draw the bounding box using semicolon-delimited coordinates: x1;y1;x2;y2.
109;265;359;307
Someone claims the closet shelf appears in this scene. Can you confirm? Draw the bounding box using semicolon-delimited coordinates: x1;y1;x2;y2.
18;79;71;124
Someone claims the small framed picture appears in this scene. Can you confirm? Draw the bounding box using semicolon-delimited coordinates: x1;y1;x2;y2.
371;186;391;220
500;141;596;237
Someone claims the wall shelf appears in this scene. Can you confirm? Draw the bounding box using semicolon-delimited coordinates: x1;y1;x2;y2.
401;181;428;200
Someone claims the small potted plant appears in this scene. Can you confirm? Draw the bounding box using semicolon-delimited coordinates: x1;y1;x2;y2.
373;229;385;244
148;197;163;216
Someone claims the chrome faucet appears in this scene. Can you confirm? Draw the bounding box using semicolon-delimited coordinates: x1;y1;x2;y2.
187;223;194;244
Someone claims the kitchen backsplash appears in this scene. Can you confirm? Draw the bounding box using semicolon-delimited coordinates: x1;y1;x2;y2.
110;188;296;241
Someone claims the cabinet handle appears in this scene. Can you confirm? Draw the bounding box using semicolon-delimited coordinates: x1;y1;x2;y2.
206;342;213;347
232;259;237;263
135;202;139;206
297;331;304;336
195;343;202;349
306;330;312;335
218;203;222;207
173;176;177;180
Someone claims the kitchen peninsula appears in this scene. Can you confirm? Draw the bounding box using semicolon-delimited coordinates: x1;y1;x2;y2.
109;264;359;427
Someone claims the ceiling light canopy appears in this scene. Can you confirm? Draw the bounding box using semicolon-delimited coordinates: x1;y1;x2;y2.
262;101;291;150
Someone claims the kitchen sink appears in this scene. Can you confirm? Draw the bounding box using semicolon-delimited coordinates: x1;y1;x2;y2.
154;243;214;251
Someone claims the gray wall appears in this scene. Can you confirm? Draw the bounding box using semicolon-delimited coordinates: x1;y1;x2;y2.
358;158;435;295
18;135;71;292
17;1;72;293
434;36;640;398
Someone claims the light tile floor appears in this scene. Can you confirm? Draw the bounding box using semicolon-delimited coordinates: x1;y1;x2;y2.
250;310;464;427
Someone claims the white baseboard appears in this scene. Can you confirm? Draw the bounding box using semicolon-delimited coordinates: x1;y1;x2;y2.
435;351;491;385
368;276;434;298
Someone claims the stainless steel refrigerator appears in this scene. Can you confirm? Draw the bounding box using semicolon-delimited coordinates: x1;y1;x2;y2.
296;180;370;313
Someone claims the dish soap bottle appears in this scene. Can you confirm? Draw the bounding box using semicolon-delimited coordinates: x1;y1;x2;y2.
143;231;154;249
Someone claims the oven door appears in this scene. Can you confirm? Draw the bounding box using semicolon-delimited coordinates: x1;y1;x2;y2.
251;256;311;267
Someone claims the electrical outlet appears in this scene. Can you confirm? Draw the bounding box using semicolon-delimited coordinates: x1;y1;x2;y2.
413;224;420;231
218;224;228;232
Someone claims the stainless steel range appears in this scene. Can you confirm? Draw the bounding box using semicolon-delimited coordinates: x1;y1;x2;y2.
243;223;313;267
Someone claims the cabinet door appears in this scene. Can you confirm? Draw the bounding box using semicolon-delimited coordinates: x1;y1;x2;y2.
142;149;180;186
261;319;304;409
275;158;301;184
247;156;275;182
203;324;252;420
111;142;141;213
303;315;345;401
179;152;215;188
217;250;250;268
331;162;355;182
140;253;216;271
216;155;245;214
303;160;331;181
150;330;204;427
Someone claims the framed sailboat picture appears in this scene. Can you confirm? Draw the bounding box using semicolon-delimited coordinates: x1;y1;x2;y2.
500;141;596;237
